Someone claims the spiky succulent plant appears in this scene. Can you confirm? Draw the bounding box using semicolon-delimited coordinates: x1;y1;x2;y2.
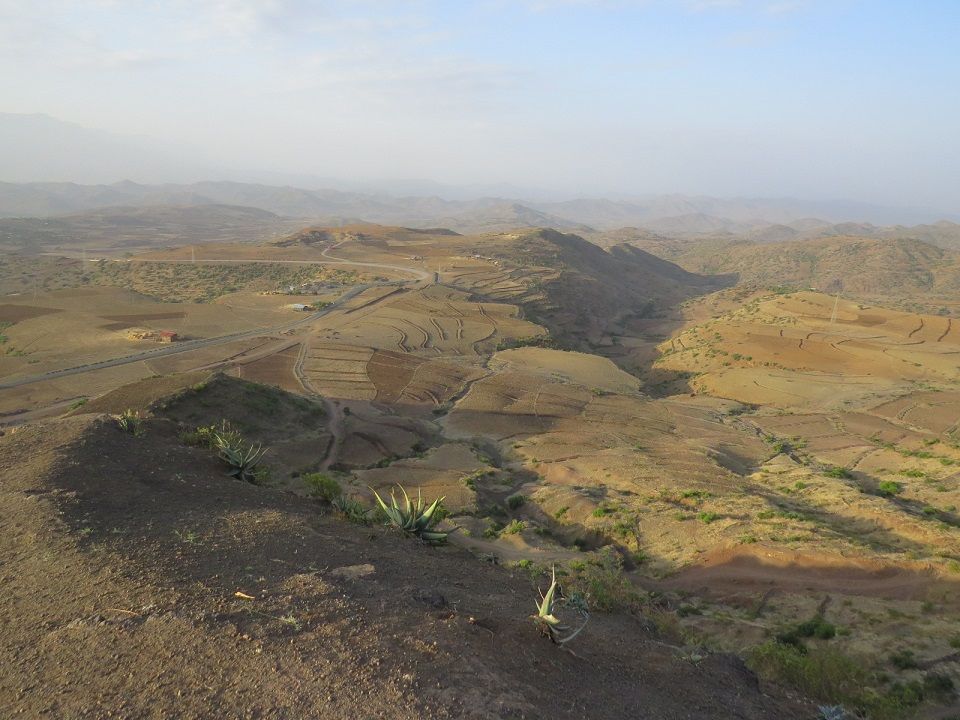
532;566;589;645
214;433;267;483
371;485;448;544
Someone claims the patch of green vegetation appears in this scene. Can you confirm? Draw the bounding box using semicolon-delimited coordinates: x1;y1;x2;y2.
776;614;837;648
331;496;370;524
825;466;853;479
877;480;903;497
302;472;341;502
506;493;527;510
501;519;526;535
563;549;641;613
749;642;940;719
697;511;719;524
553;506;569;520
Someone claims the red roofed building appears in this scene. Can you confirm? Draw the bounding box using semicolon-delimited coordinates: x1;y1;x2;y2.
158;330;178;343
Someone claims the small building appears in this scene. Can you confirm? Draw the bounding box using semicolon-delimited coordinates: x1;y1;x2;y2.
158;330;179;343
289;303;311;312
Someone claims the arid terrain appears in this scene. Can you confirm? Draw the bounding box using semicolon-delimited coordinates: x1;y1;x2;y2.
3;216;960;719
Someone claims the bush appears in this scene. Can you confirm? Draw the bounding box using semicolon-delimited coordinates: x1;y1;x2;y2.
303;472;341;502
501;519;526;535
877;480;903;497
826;466;853;479
748;642;866;706
777;614;837;648
507;493;526;509
564;548;641;613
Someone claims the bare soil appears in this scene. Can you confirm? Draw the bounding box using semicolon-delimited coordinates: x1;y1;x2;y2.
0;414;812;719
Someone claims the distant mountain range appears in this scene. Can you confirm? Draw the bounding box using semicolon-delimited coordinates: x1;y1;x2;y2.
2;179;959;240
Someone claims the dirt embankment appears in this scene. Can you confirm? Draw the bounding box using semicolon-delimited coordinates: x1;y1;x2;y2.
0;414;812;719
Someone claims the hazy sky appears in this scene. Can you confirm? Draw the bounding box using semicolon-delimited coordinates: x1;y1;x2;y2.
2;1;958;208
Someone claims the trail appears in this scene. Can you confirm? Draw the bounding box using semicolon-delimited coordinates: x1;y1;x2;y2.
294;340;343;471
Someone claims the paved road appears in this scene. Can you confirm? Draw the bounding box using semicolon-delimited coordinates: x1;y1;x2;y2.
0;247;429;391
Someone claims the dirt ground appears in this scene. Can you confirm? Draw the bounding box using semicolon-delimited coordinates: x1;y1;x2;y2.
0;414;813;719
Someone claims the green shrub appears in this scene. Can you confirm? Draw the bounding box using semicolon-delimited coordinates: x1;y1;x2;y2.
565;549;641;613
878;480;903;497
507;493;527;510
826;466;853;479
501;519;525;535
303;472;341;502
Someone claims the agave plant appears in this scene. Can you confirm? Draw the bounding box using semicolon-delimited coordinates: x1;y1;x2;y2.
332;495;370;525
817;707;848;720
371;485;448;544
214;433;267;483
532;566;589;645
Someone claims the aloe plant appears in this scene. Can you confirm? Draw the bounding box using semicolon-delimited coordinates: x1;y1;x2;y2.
215;433;267;483
332;495;370;524
371;485;448;544
532;566;589;645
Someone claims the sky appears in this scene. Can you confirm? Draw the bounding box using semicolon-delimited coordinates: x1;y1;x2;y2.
1;0;959;209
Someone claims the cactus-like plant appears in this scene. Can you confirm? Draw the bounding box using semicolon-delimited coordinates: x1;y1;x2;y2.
817;706;847;720
214;433;267;483
332;495;370;524
532;566;589;645
371;485;448;544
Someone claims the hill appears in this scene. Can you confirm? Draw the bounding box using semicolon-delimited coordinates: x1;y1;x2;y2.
0;408;809;719
0;204;300;253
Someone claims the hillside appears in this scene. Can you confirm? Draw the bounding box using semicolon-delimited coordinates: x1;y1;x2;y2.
667;236;960;299
0;409;809;719
0;204;300;253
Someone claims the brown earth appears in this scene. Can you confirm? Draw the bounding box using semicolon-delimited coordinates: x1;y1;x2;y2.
0;414;812;719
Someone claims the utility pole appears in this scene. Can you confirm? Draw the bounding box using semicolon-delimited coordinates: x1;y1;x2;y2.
191;246;196;263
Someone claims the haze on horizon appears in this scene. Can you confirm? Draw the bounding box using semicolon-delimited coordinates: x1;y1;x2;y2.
1;1;958;211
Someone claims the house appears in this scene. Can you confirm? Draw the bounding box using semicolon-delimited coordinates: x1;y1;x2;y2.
289;303;311;312
158;330;179;343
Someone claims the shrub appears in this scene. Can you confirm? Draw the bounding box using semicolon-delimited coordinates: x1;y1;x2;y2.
826;466;853;479
877;480;903;497
565;548;641;613
748;642;866;707
501;519;526;535
507;493;526;510
303;472;341;502
698;511;719;524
